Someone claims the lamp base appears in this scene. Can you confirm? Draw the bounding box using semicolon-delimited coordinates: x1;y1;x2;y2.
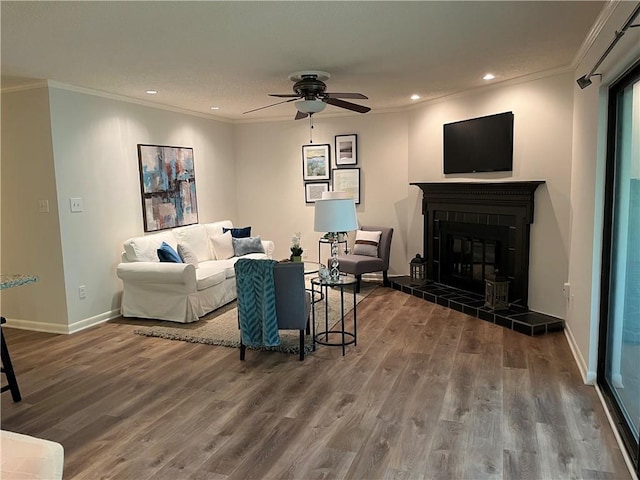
330;239;340;282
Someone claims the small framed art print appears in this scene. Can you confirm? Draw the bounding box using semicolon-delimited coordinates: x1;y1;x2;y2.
305;182;329;203
332;167;360;204
335;134;357;166
302;144;331;181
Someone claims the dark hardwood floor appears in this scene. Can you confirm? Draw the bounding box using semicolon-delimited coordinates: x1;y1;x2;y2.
1;287;632;479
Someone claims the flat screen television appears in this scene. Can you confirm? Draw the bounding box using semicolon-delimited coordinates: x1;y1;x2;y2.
443;111;514;174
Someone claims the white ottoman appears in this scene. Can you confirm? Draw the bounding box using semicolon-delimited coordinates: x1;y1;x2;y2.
0;430;64;480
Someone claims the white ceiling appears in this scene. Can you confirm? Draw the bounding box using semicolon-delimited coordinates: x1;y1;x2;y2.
1;1;605;122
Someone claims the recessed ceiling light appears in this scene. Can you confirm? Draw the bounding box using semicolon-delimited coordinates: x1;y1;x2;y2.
145;89;158;95
410;94;421;100
210;106;220;110
483;73;495;81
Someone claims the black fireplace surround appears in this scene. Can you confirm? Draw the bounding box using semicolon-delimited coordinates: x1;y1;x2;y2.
412;181;543;307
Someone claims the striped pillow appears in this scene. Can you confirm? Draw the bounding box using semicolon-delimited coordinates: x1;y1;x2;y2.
352;230;382;257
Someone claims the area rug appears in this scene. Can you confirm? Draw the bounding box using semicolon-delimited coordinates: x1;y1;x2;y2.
133;281;377;355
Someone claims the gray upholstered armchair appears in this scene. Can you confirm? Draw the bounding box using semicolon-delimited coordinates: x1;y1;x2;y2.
235;260;311;361
336;226;394;293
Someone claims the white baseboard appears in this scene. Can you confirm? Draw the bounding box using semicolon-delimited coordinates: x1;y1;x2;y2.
4;309;121;335
68;309;121;334
564;322;597;385
3;317;70;334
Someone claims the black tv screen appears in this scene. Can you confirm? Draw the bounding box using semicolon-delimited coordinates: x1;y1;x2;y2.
443;111;514;174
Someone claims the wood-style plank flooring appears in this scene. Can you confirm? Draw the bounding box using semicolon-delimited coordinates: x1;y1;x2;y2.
1;287;632;479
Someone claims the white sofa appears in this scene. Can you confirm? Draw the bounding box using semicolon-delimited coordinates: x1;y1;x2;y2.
116;220;274;323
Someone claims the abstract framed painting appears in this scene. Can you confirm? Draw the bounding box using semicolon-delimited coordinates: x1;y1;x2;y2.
335;134;357;166
137;144;198;232
302;144;331;181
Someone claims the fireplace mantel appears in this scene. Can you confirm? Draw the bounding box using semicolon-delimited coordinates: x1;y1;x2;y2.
412;181;544;307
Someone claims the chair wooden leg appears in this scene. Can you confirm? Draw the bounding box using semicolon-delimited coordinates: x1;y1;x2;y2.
299;330;305;361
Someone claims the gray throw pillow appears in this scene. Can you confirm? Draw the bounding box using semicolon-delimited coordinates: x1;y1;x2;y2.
232;236;265;256
177;243;199;268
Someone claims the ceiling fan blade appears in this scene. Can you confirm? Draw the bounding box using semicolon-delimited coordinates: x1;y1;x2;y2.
243;98;298;114
295;111;309;120
268;94;301;98
324;93;368;100
324;97;371;113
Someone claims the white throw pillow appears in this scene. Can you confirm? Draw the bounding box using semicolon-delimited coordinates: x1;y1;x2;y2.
210;232;234;260
177;243;199;268
352;230;382;257
172;225;211;261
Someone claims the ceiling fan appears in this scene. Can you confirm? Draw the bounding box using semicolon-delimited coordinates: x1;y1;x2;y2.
244;70;371;120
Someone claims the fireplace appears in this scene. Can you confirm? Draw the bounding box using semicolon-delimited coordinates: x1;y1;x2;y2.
412;181;544;308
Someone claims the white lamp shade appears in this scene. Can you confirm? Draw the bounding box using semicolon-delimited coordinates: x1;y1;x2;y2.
295;99;326;114
314;198;358;233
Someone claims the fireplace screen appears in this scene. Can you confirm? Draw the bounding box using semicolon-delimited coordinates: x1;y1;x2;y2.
438;220;510;295
450;235;497;283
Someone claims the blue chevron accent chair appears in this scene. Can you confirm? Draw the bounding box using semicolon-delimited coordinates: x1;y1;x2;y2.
235;260;311;361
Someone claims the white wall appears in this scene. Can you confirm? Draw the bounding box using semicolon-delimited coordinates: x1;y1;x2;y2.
234;112;409;276
1;87;68;329
407;72;575;318
567;1;640;382
1;86;237;332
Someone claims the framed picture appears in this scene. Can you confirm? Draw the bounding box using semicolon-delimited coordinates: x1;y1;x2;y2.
335;134;357;166
332;167;361;204
305;182;329;203
302;144;331;181
137;144;198;232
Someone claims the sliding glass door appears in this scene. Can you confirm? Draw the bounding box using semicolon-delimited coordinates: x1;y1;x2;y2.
598;60;640;476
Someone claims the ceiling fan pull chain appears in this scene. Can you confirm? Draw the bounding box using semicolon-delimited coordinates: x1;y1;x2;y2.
309;115;314;143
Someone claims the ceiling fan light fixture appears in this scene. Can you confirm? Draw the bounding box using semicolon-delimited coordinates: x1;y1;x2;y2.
295;99;326;114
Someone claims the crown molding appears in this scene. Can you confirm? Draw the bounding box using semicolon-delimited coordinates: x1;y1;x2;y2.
0;80;48;94
44;80;233;124
571;0;621;69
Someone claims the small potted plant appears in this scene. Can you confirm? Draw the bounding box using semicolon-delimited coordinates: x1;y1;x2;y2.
290;232;303;262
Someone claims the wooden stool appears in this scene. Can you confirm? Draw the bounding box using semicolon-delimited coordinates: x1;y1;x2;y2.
1;317;22;402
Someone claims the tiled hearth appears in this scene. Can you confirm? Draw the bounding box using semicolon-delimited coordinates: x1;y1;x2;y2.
391;276;564;336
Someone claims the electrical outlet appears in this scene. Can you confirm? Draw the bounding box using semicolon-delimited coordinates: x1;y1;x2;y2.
78;285;86;299
37;199;49;213
70;197;83;213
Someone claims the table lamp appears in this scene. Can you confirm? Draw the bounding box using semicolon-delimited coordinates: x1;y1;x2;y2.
314;191;358;281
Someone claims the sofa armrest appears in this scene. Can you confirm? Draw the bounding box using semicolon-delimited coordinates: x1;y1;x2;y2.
116;262;197;290
261;240;275;259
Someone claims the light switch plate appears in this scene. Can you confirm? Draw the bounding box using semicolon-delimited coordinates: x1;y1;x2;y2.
37;199;49;213
70;197;83;213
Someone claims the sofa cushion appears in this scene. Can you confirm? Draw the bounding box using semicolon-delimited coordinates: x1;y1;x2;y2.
210;232;235;260
124;231;176;262
352;230;382;257
232;236;265;256
157;242;182;263
195;264;227;290
223;226;251;238
172;224;211;261
177;243;199;267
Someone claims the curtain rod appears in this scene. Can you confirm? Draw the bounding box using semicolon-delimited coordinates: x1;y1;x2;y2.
577;2;640;89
